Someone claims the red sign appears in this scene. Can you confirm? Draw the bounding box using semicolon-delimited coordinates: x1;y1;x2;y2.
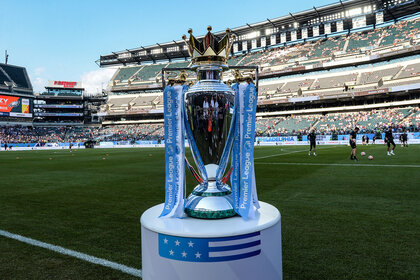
0;96;20;113
53;81;77;88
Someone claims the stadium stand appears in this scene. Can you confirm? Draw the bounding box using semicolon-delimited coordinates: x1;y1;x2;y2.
133;63;168;82
1;107;418;144
102;15;420;118
113;66;141;82
282;79;314;92
311;36;346;59
359;67;402;84
312;73;357;89
107;96;135;109
380;18;420;46
346;30;381;53
397;62;420;78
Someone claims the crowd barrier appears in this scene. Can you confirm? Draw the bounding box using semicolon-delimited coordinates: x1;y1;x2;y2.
1;133;419;151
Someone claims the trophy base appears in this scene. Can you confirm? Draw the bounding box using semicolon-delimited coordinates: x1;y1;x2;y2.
184;208;236;219
140;202;283;280
184;182;236;219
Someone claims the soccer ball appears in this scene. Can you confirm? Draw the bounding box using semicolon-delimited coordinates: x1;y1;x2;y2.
361;152;366;156
368;155;373;160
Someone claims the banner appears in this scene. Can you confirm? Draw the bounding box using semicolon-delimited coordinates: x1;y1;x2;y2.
231;83;241;212
35;104;83;109
257;136;296;142
236;82;260;219
160;85;185;218
135;140;158;145
352;15;366;29
35;112;83;117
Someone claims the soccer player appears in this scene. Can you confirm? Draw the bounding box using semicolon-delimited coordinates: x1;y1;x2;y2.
362;135;365;145
308;129;317;156
349;127;359;161
372;135;376;144
385;127;396;156
402;130;408;147
366;135;369;145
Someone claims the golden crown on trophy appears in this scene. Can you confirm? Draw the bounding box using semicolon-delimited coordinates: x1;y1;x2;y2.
182;26;234;65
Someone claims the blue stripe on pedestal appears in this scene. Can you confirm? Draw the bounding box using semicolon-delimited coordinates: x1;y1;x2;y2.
158;231;261;262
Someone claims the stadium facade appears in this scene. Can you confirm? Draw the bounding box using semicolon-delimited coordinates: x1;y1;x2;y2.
96;0;419;134
99;0;420;67
33;81;106;126
34;81;85;126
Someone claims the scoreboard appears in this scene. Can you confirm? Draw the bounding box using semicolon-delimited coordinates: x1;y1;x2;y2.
0;95;33;118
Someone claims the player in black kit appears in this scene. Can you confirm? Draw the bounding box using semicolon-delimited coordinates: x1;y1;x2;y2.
385;127;396;156
401;130;408;147
349;127;359;161
308;130;317;156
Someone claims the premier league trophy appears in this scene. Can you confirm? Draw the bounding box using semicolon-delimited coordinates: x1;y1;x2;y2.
181;27;244;219
140;26;282;280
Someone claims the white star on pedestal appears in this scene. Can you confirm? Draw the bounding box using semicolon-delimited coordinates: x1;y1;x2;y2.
195;252;201;258
181;251;187;258
175;240;180;246
188;241;194;247
169;250;174;256
163;238;168;244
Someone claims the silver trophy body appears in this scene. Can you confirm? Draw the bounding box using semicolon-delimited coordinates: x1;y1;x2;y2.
184;65;236;219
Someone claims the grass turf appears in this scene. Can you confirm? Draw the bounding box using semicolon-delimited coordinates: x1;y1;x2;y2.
0;145;419;279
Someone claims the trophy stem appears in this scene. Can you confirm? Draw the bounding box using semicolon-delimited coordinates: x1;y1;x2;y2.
185;181;236;219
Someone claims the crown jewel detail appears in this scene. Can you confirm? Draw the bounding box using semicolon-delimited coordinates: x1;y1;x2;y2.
183;26;233;65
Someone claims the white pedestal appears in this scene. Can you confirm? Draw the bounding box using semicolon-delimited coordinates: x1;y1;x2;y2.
140;202;282;280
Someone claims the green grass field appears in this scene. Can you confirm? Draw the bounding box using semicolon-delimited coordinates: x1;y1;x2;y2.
0;145;419;280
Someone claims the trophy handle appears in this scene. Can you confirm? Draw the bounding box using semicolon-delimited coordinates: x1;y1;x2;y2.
221;167;233;183
184;157;203;183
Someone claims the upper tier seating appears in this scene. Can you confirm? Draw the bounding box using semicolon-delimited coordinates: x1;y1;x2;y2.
133;64;168;82
398;62;420;79
359;67;402;84
312;73;357;89
108;96;135;108
114;66;142;82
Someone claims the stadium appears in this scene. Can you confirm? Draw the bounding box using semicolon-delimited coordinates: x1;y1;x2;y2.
0;0;419;279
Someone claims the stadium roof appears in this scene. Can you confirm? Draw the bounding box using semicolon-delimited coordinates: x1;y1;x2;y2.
99;0;420;67
0;63;33;96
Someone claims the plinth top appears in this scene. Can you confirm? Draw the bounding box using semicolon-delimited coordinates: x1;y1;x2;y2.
140;202;280;238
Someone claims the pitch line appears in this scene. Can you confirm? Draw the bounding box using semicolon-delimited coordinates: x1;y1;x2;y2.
255;162;420;168
0;229;142;278
255;146;337;160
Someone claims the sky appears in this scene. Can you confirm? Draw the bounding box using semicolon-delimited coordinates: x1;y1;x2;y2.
0;0;334;93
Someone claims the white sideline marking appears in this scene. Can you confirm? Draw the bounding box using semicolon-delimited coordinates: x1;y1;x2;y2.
0;229;142;278
255;146;336;160
254;149;306;159
255;162;420;168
